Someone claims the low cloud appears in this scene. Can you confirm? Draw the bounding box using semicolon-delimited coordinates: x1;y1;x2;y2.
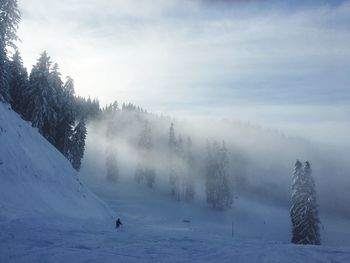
17;0;350;147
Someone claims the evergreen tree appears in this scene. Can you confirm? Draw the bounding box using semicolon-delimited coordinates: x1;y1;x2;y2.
135;121;156;188
103;101;119;114
205;141;217;207
55;76;75;156
68;120;87;171
290;160;321;245
106;148;119;182
0;0;20;102
8;50;28;114
49;63;62;110
74;96;100;120
205;141;233;210
168;123;180;198
217;141;233;209
168;125;195;202
26;52;58;144
184;136;195;202
168;123;176;151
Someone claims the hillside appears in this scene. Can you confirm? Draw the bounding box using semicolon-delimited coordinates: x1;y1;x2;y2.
0;102;111;221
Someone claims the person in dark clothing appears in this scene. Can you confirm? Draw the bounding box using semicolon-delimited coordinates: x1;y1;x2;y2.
116;218;123;230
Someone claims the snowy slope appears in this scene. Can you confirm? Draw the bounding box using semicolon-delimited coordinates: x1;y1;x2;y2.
1;175;349;263
0;102;111;221
1;102;350;263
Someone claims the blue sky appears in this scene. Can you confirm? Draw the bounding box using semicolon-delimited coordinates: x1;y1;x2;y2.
17;0;350;147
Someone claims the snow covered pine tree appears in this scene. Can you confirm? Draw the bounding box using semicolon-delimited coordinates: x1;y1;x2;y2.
184;136;195;202
0;0;20;102
68;120;87;171
26;52;58;145
106;149;119;182
290;160;321;245
205;141;233;210
135;120;156;188
8;50;28;114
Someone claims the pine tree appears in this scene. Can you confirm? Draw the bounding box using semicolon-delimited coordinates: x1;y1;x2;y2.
49;63;62;111
8;50;28;114
168;123;176;151
68;120;87;171
290;160;321;245
205;141;217;207
168;123;180;198
26;52;58;144
216;141;233;209
106;148;119;182
135;121;156;188
0;0;20;102
184;136;195;202
55;76;75;156
205;141;233;210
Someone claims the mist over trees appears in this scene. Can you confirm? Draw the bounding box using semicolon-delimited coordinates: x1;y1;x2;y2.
96;105;237;209
87;99;350;229
168;124;196;202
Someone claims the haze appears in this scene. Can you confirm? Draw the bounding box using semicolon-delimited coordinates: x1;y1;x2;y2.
17;0;350;147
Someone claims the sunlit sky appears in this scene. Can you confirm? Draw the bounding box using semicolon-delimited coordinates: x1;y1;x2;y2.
17;0;350;147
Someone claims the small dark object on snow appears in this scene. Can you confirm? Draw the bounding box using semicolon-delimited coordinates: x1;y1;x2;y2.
183;219;191;223
116;218;123;229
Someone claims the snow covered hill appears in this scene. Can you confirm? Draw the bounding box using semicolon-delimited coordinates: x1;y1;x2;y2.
0;102;111;221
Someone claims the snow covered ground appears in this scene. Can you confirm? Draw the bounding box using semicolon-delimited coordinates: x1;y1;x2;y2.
2;177;350;263
0;103;110;221
1;102;350;262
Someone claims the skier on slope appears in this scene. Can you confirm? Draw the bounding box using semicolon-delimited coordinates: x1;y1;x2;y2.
116;218;123;231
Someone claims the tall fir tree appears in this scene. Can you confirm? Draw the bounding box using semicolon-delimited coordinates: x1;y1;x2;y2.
26;52;58;144
205;141;217;207
168;125;195;202
0;0;20;102
106;148;119;182
48;63;62;113
168;123;176;151
68;120;87;171
290;160;321;245
135;120;156;188
8;50;28;114
168;123;180;198
217;141;233;209
55;76;75;156
184;136;195;202
205;141;233;210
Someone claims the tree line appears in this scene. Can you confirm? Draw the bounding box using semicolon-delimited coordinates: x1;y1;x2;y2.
101;101;321;245
0;0;99;170
102;103;235;209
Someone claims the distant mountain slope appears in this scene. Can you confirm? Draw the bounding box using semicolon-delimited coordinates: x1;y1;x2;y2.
0;102;111;221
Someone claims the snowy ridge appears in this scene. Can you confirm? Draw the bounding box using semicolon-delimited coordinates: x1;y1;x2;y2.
0;102;111;221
